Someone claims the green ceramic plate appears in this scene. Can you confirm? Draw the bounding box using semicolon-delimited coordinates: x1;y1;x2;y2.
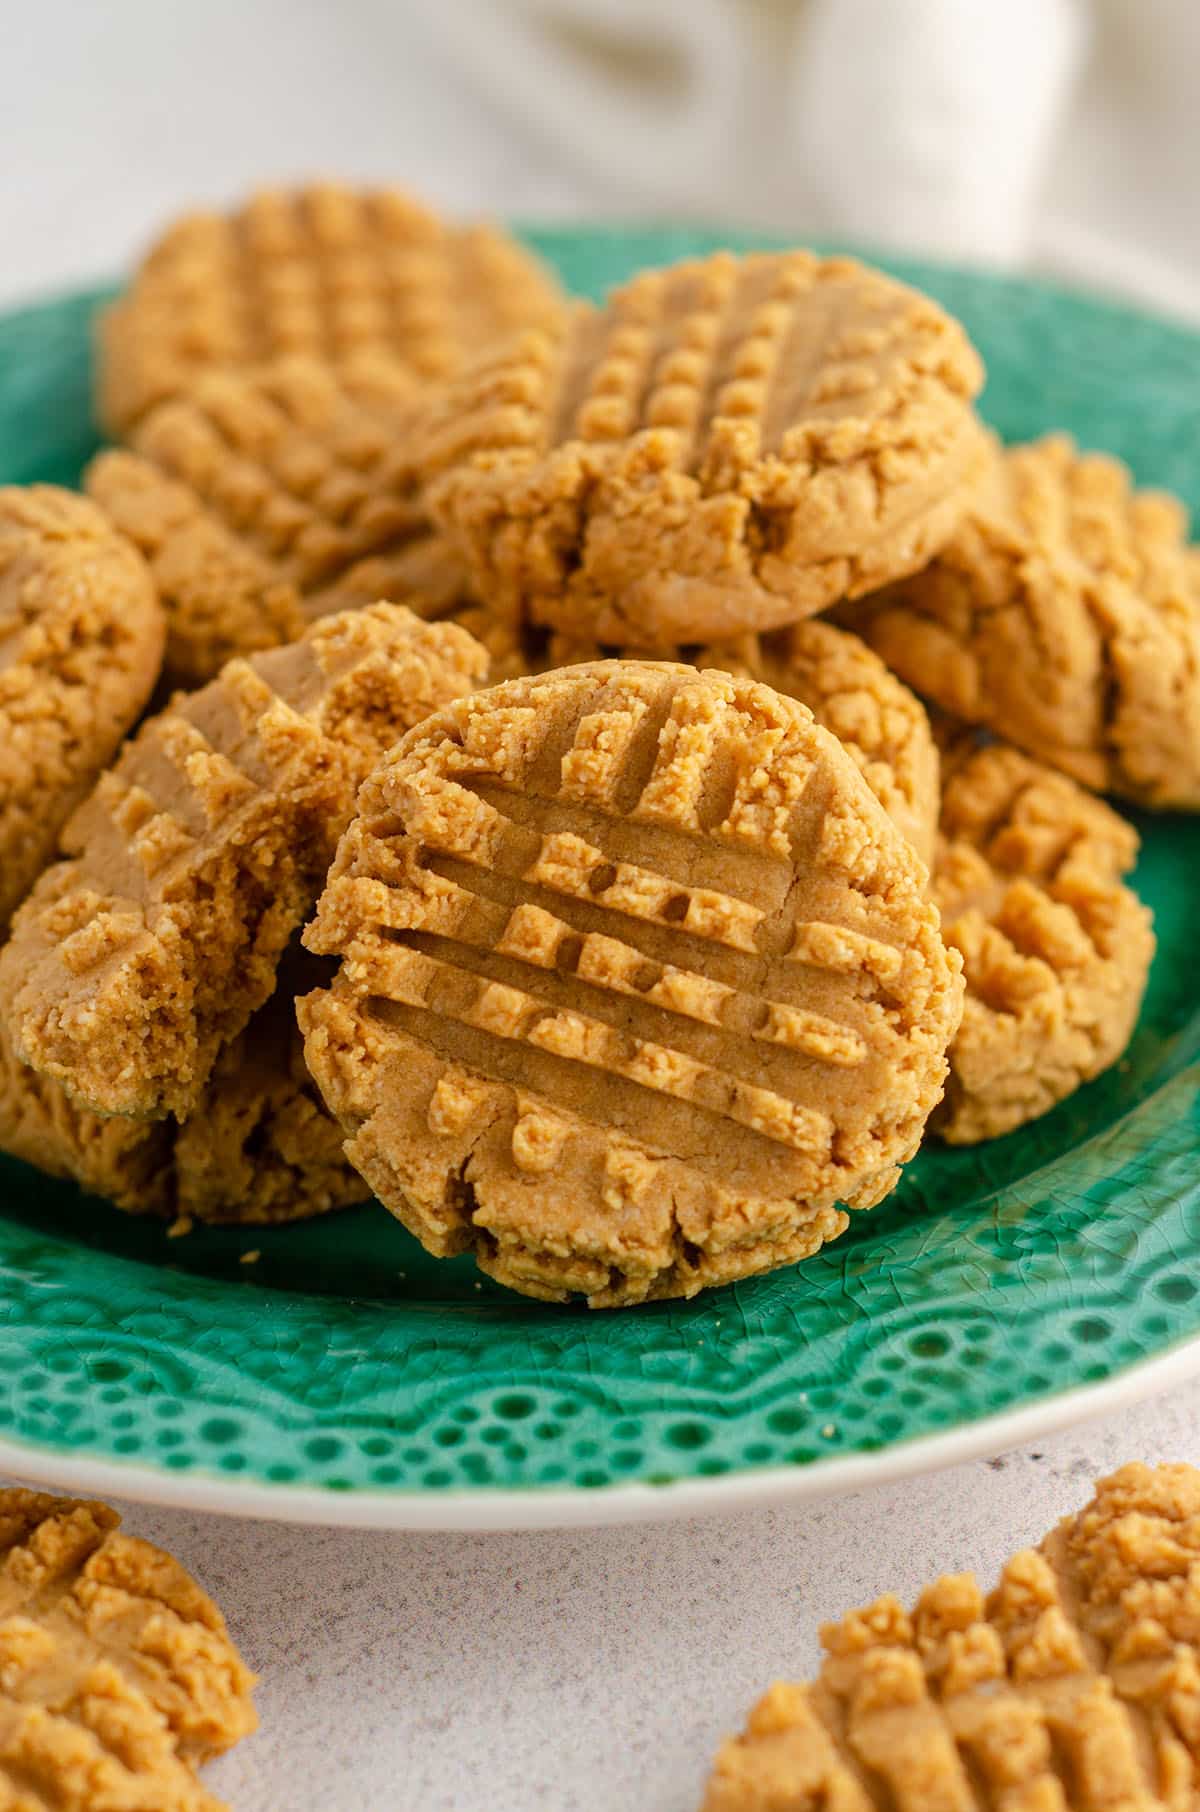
1;227;1199;1530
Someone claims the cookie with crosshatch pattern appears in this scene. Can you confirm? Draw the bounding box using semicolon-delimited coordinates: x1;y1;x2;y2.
0;603;486;1123
839;433;1200;809
95;180;564;434
87;357;476;688
420;248;987;647
299;661;963;1306
702;1462;1200;1812
0;486;164;933
0;1487;255;1811
932;738;1154;1143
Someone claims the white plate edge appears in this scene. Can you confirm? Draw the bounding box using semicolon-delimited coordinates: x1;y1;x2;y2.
2;1333;1198;1531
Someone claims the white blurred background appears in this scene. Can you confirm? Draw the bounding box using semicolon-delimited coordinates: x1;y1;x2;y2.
3;0;1200;319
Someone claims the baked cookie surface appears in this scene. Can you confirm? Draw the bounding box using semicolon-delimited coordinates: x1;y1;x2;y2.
703;1462;1200;1812
87;358;472;687
0;1487;255;1811
0;604;486;1122
0;946;368;1225
96;181;563;434
933;740;1154;1143
422;249;985;646
0;486;164;932
841;433;1200;808
301;661;962;1305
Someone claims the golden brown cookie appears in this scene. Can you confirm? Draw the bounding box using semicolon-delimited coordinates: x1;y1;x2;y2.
703;1462;1200;1812
86;359;476;689
0;946;369;1224
0;603;486;1123
546;618;940;868
840;433;1200;808
421;249;986;648
932;740;1154;1143
0;487;164;934
0;1487;255;1811
96;181;563;434
300;661;963;1306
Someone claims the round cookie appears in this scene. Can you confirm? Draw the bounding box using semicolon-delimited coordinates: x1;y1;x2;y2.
703;1463;1200;1812
87;358;475;687
0;603;486;1122
0;947;369;1225
0;486;164;932
300;661;963;1306
421;248;986;647
96;180;564;434
0;1487;255;1810
840;433;1200;808
932;740;1154;1143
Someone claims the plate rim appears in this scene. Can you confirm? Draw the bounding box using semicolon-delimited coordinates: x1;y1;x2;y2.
4;1332;1200;1530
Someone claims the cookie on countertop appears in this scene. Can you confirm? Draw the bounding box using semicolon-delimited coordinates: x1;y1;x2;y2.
840;433;1200;808
96;180;564;434
703;1461;1200;1812
0;487;164;933
0;603;486;1123
0;944;369;1224
87;358;479;688
421;249;986;648
300;661;963;1306
933;739;1154;1143
0;1486;255;1811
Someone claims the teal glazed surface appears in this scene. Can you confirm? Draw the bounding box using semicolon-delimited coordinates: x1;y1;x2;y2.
1;227;1199;1502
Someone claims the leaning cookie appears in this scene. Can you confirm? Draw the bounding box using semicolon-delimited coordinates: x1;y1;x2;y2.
0;603;486;1122
0;946;369;1224
86;358;474;687
933;740;1154;1143
300;661;962;1306
421;249;986;647
840;433;1200;808
0;1487;255;1810
0;486;164;932
96;180;564;434
703;1462;1200;1812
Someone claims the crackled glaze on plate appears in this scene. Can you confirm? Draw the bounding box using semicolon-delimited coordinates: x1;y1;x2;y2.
1;227;1199;1526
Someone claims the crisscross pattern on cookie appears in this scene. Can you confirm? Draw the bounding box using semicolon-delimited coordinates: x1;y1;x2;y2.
0;1488;255;1811
423;250;985;643
302;662;961;1305
0;605;486;1121
703;1463;1200;1812
841;434;1200;808
0;487;164;931
97;182;564;432
87;359;472;685
933;741;1153;1143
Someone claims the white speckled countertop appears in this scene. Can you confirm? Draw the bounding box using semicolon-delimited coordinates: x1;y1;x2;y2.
7;1382;1199;1810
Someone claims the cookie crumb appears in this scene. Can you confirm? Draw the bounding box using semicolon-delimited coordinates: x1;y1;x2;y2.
239;1249;261;1265
167;1214;194;1239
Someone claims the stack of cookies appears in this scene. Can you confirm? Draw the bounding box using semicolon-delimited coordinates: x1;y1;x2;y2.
1;181;1188;1306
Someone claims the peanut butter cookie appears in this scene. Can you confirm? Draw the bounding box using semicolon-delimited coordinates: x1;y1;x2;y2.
841;434;1200;808
0;1487;255;1811
300;661;963;1306
0;487;164;933
547;618;940;867
0;603;485;1122
933;740;1154;1143
86;358;474;687
96;181;563;434
421;249;986;647
703;1462;1200;1812
0;947;368;1224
